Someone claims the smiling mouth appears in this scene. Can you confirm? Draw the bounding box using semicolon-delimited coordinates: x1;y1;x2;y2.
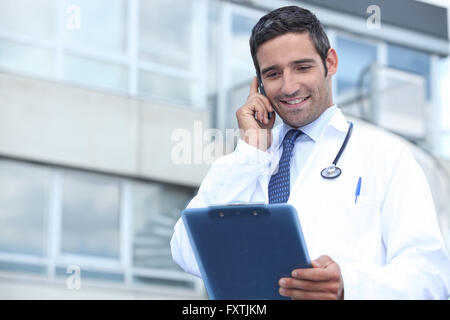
279;95;311;107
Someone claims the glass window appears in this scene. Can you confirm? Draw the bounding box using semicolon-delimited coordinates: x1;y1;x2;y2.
439;57;450;129
336;37;377;96
63;54;128;91
61;171;120;259
207;2;220;96
138;70;192;104
132;182;194;271
231;13;257;64
229;12;259;90
0;159;50;256
0;261;47;274
139;0;192;69
0;40;57;78
0;0;57;39
231;65;256;86
387;44;431;100
65;0;127;53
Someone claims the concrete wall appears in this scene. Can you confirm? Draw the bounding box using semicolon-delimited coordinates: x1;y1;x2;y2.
0;72;211;187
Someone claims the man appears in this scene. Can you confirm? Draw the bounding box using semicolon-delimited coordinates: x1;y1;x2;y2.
171;6;450;299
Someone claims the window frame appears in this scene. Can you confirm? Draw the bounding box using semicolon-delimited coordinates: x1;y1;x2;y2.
0;0;209;109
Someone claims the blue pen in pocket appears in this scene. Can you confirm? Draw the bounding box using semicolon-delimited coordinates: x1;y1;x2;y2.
355;177;362;204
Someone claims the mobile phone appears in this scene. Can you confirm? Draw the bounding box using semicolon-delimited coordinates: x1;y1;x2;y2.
256;74;273;120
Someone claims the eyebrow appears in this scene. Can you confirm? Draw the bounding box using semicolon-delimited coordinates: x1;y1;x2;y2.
261;59;316;76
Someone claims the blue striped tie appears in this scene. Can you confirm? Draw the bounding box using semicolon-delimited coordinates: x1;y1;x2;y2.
268;129;302;203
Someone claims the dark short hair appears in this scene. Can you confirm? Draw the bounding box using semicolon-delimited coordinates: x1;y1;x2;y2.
250;6;331;78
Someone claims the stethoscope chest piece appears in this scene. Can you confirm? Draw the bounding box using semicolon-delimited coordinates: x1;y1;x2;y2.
321;164;342;179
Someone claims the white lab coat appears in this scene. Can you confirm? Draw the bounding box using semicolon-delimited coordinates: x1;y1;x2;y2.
171;108;450;299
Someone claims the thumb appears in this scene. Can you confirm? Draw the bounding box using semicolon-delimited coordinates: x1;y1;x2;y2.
312;255;333;268
311;259;322;268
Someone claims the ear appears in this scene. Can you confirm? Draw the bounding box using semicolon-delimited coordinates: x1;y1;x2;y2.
325;48;338;77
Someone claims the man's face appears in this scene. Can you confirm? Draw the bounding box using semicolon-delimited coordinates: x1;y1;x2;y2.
256;32;337;128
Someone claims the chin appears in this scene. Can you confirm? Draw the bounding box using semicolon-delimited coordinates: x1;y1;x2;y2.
279;112;313;128
280;119;304;128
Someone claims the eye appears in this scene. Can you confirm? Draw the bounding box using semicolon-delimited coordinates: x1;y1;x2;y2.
265;71;280;79
296;65;311;71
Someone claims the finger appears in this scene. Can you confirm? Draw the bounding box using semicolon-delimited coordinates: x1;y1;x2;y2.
249;76;258;96
279;277;334;293
252;104;265;122
251;100;271;123
246;94;267;119
252;96;273;124
242;99;262;117
291;267;335;282
254;95;273;113
279;288;337;300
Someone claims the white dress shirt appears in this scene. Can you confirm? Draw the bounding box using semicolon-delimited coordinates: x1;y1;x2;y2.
272;104;338;191
171;106;450;299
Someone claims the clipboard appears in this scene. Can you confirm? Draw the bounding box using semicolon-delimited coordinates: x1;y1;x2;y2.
181;203;311;300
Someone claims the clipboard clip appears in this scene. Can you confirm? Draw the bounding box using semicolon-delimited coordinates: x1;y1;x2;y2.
209;201;266;208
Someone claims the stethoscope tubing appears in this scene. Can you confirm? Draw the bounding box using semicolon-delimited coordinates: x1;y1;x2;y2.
332;121;353;166
321;121;353;179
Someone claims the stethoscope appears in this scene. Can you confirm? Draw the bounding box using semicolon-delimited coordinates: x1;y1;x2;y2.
320;121;353;179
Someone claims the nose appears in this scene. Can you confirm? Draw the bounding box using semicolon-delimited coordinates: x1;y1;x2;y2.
280;70;299;96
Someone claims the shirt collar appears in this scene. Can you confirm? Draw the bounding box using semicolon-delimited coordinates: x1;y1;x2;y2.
271;104;346;151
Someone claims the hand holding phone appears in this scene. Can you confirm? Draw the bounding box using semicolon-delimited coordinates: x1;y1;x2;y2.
235;77;276;151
